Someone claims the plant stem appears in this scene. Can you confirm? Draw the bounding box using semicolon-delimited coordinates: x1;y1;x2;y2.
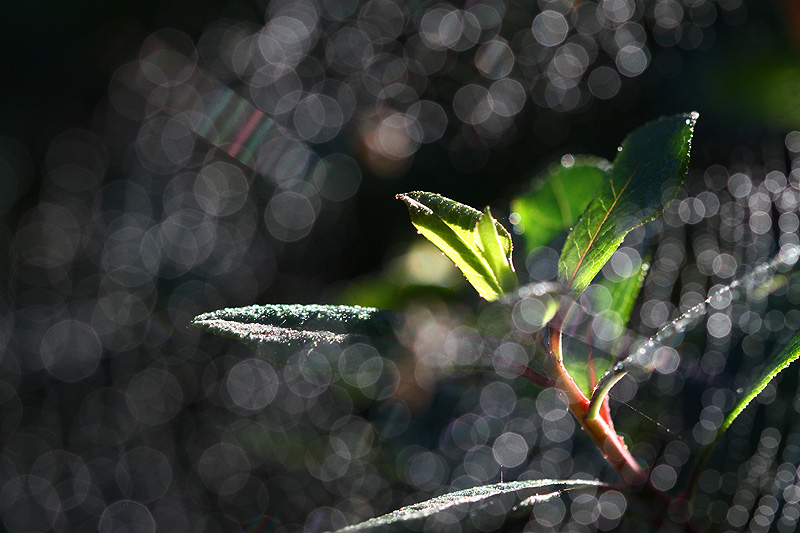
547;309;645;483
587;371;627;420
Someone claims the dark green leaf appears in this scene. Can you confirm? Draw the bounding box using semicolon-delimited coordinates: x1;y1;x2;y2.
190;304;398;354
558;113;698;299
334;479;607;532
397;192;518;301
511;156;610;253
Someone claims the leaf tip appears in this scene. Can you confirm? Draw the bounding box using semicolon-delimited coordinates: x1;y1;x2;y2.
685;111;700;132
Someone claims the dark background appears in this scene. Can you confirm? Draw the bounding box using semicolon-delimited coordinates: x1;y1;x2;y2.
2;0;800;531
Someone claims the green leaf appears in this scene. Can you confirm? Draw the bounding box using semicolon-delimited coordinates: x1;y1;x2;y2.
689;329;800;493
511;156;610;254
477;207;517;294
190;304;398;354
397;192;518;301
600;261;648;335
719;330;800;438
334;479;607;532
558;113;698;299
565;259;649;395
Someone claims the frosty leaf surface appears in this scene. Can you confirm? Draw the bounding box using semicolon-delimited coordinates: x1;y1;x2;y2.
191;304;398;354
334;479;607;532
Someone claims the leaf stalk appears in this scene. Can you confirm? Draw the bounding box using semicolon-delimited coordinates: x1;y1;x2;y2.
546;307;645;483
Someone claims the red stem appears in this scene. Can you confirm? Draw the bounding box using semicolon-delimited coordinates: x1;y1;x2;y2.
547;308;645;483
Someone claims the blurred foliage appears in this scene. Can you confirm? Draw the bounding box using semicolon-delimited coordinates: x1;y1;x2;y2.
3;0;800;531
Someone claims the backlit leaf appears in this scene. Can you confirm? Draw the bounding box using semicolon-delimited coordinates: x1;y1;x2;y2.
719;329;800;438
397;192;518;301
564;259;649;395
558;113;698;299
477;206;517;294
688;329;800;489
511;156;610;254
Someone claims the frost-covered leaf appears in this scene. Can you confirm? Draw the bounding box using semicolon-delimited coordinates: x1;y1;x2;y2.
398;192;518;301
191;304;398;354
559;113;698;299
334;479;607;532
511;156;609;254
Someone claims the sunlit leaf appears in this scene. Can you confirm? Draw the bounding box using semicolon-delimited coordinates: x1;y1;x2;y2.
397;191;518;301
600;261;648;336
687;329;800;492
558;113;698;299
334;479;607;532
191;304;398;354
719;329;800;438
562;260;648;395
477;206;517;294
511;156;610;254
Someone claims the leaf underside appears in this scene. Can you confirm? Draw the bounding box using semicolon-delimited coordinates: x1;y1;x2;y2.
190;304;398;354
334;479;607;532
511;156;610;254
558;112;698;299
397;191;517;301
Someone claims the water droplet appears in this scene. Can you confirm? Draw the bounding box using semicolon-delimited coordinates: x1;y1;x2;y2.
736;387;744;395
